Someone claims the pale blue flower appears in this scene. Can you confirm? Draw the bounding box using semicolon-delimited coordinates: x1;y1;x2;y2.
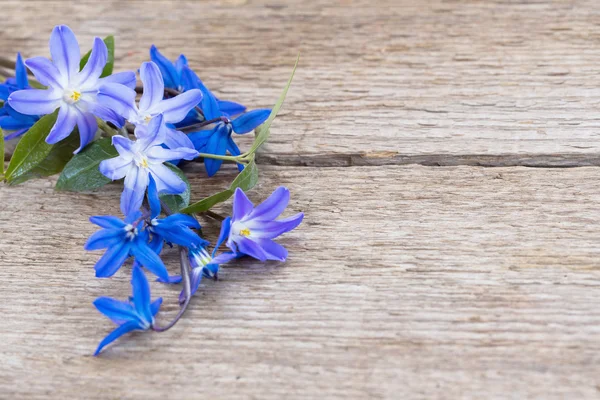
99;115;198;216
8;25;136;152
98;61;202;151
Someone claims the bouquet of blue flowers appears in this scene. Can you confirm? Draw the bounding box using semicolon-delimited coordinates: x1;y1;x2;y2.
0;25;302;355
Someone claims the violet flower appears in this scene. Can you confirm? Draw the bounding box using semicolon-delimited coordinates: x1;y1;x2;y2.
98;61;202;151
8;25;136;152
225;187;303;262
98;115;198;216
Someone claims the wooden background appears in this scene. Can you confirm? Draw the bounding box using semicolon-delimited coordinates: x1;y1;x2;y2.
1;0;600;398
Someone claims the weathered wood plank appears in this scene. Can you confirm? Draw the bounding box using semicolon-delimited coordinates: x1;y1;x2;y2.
2;1;600;166
1;165;600;399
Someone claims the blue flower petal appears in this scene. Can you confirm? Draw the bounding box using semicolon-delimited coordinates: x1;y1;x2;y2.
181;66;220;120
217;100;246;117
93;297;138;325
203;125;228;177
131;266;153;325
213;216;231;256
25;57;65;89
174;54;188;75
130;240;169;281
15;53;29;89
8;89;60;116
98;82;137;120
49;25;80;80
139;61;165;112
156;275;182;284
148;163;186;194
231;109;271;134
74;110;98;153
226;136;244;172
247;186;290;221
84;228;125;251
150;45;179;89
75;37;107;87
150;298;163;316
94;320;140;356
152;89;203;123
47;105;77;144
100;71;137;89
232;188;253;221
0;115;32;131
254;238;288;261
147;175;161;219
90;215;127;229
120;166;149;216
235;236;268;262
94;242;131;278
188;126;218;152
247;213;304;240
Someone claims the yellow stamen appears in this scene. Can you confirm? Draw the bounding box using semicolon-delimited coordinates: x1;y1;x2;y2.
144;115;152;123
240;228;251;236
70;91;81;102
140;158;149;168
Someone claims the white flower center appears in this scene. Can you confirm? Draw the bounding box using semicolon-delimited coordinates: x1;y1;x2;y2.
133;152;150;169
62;88;82;104
124;224;138;240
191;248;213;270
232;221;251;237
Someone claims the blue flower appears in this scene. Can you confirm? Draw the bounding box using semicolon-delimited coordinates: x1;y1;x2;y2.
146;174;208;249
0;53;40;140
149;45;189;92
93;266;162;355
8;25;136;152
98;115;198;216
181;66;271;176
84;210;169;280
157;219;236;303
98;61;202;152
225;187;303;261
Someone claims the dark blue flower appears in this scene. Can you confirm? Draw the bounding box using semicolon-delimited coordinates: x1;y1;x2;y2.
146;174;208;249
225;187;303;261
0;53;40;140
84;210;169;281
149;45;189;92
157;218;236;303
181;66;271;176
93;266;162;355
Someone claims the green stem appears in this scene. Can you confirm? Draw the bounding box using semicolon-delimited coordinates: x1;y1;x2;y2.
197;152;247;163
96;118;119;137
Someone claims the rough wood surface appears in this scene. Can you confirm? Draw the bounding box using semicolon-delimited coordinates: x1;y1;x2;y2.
2;1;600;399
1;165;600;399
3;0;600;166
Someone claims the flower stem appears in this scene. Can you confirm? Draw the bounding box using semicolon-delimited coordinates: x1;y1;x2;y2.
152;246;192;332
152;200;193;332
96;118;119;137
197;152;247;163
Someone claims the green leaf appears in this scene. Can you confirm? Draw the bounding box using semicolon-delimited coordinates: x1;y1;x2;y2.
80;35;114;78
159;163;191;213
248;54;299;154
55;137;118;191
181;159;259;214
5;110;63;184
0;128;4;177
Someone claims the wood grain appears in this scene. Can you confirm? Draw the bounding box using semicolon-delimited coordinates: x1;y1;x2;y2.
3;0;600;166
1;164;600;399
